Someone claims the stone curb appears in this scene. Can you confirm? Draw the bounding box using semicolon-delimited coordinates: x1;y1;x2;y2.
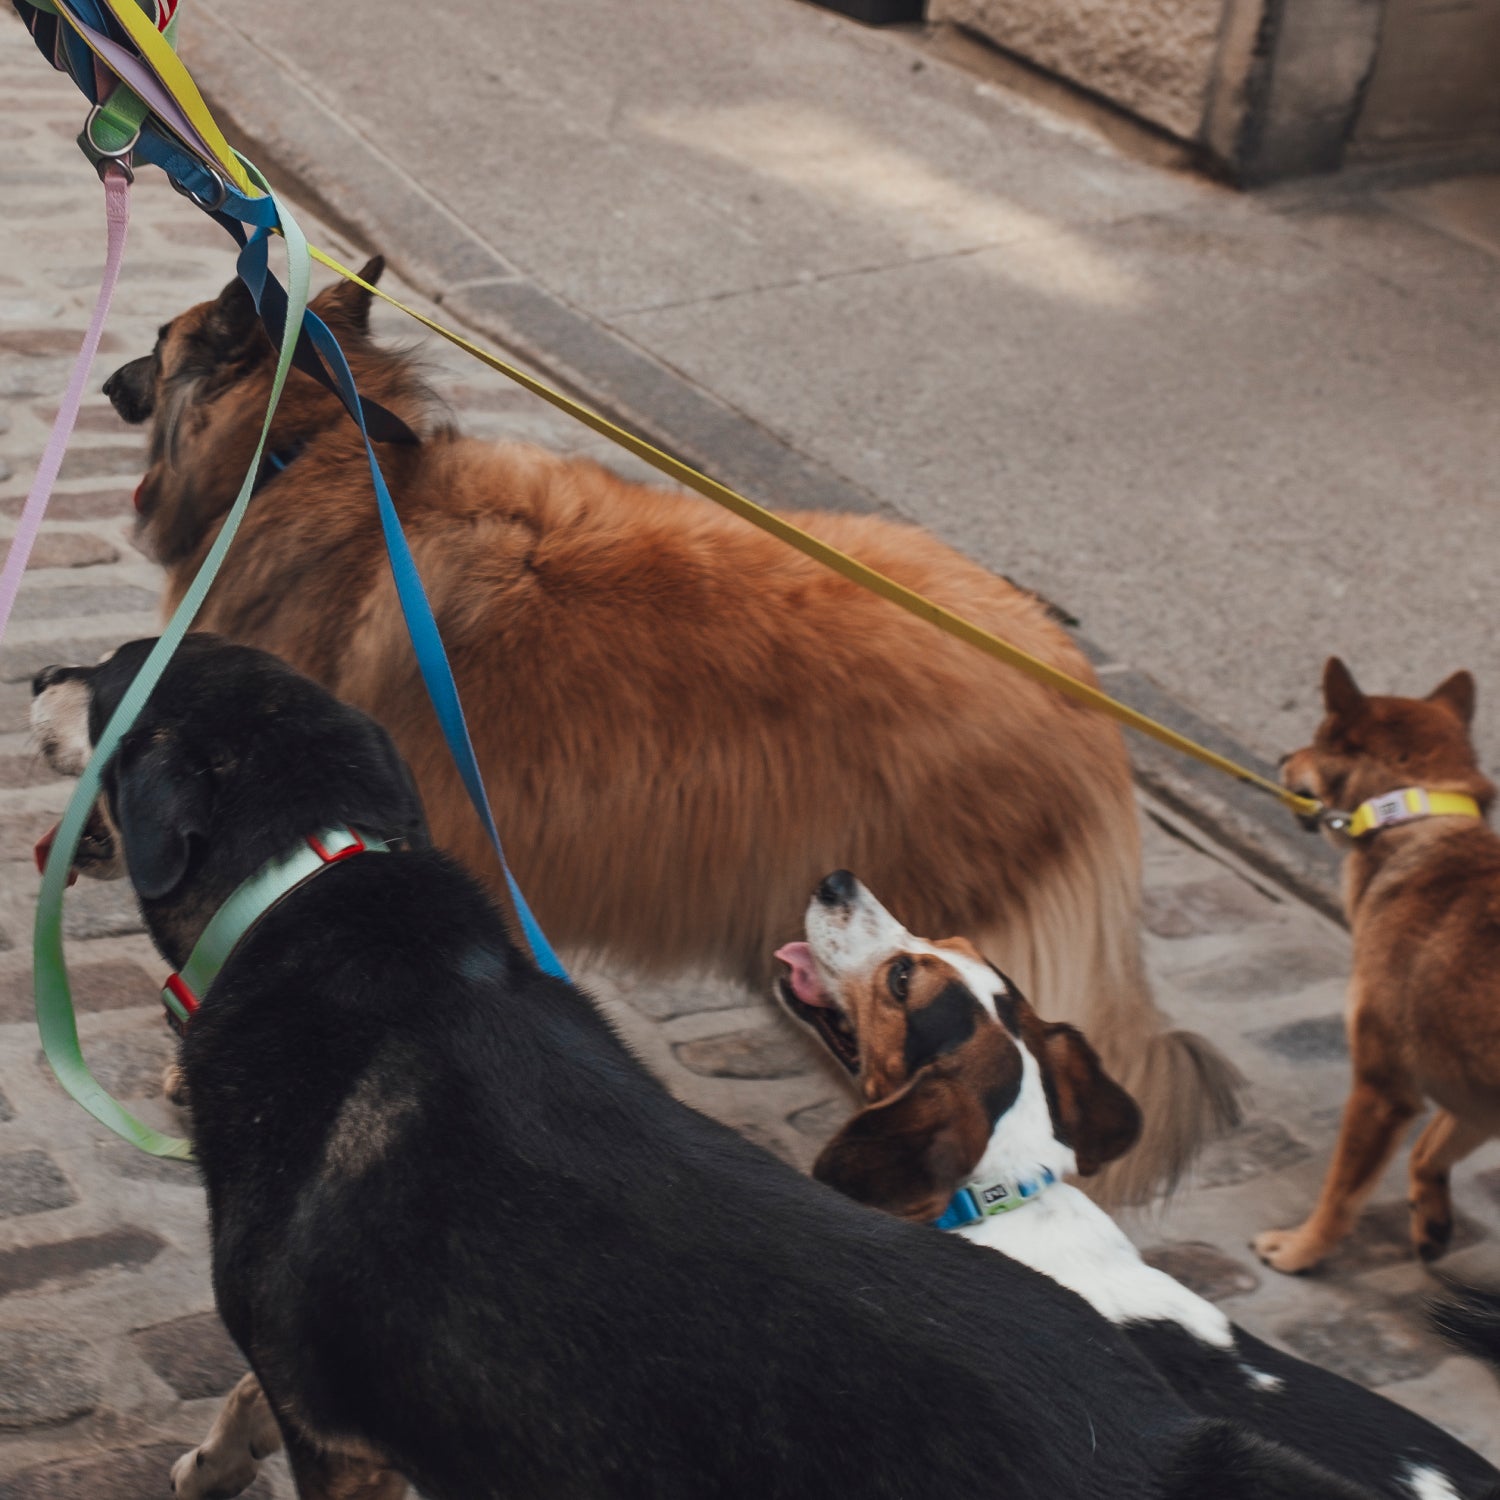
184;7;1343;921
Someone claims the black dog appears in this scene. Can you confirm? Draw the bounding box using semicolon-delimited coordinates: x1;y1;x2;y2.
34;636;1380;1500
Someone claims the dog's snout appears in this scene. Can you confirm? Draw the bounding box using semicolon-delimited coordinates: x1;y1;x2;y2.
815;870;858;908
102;356;155;424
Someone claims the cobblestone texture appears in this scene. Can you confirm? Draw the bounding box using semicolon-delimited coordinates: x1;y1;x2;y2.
2;12;1499;1498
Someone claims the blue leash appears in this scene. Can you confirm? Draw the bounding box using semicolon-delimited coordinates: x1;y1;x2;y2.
237;230;569;981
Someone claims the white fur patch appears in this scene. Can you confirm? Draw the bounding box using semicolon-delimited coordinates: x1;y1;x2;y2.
803;882;1012;1020
1240;1365;1284;1393
30;678;92;776
1404;1463;1463;1500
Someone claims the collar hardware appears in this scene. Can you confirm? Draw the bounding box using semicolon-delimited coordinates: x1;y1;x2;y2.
161;826;387;1035
1327;788;1484;842
933;1166;1058;1231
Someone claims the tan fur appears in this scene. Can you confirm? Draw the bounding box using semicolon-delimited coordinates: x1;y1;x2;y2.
1255;658;1500;1273
122;264;1240;1203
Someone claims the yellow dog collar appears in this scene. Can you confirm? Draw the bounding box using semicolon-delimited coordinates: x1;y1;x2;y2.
1330;788;1485;840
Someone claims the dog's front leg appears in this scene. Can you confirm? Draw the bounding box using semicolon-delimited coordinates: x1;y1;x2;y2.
171;1370;282;1498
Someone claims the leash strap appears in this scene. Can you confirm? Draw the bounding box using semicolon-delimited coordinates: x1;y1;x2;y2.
32;162;311;1160
0;164;130;641
307;251;1322;823
237;243;568;980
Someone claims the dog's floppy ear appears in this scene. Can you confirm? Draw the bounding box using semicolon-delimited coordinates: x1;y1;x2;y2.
1428;669;1476;729
1322;657;1367;720
110;733;212;901
814;1028;1020;1223
205;276;261;351
316;255;384;337
1035;1023;1141;1176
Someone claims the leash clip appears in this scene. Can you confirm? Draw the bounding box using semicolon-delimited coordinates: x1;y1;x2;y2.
1319;806;1353;840
78;103;138;184
169;161;228;214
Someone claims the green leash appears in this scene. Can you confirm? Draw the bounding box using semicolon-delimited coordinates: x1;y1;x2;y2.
32;158;306;1160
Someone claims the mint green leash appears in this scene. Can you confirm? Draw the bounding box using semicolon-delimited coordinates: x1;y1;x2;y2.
33;158;306;1160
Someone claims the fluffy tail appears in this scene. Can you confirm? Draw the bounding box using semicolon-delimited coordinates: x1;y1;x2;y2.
1162;1419;1382;1500
1431;1283;1500;1373
979;796;1243;1206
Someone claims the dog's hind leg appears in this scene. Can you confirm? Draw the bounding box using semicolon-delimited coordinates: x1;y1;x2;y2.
280;1424;408;1500
1409;1109;1491;1262
171;1371;282;1499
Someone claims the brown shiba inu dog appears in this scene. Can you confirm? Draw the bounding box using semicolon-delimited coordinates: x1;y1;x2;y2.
1255;658;1500;1272
103;259;1240;1202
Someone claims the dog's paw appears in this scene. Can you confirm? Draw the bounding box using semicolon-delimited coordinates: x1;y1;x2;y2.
1412;1211;1454;1264
161;1060;190;1110
1251;1227;1325;1275
170;1442;257;1499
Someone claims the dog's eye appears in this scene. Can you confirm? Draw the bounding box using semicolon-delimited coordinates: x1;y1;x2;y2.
887;956;912;1003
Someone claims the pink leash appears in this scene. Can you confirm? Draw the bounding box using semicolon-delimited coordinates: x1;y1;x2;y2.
0;163;130;642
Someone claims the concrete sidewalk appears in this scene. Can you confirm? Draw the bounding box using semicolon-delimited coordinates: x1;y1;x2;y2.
184;0;1500;809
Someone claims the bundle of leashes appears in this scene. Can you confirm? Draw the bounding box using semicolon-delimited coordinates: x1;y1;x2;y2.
8;0;1323;1162
12;0;566;1159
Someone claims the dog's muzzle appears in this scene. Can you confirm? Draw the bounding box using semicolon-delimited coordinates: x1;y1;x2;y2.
103;356;155;424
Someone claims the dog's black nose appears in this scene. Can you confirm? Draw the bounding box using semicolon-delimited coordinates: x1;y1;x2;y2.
101;369;120;401
815;870;858;907
31;665;67;698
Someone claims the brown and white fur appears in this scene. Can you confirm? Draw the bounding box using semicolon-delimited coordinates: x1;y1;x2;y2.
1255;659;1500;1274
102;260;1240;1202
779;872;1500;1500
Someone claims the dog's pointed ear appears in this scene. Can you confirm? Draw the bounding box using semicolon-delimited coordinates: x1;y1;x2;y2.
1035;1023;1141;1176
316;256;384;337
110;734;212;901
813;1030;1019;1223
1428;670;1476;728
1322;657;1367;720
205;276;261;351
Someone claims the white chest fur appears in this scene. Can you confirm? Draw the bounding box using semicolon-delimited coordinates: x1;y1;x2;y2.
954;1045;1235;1351
959;1185;1236;1350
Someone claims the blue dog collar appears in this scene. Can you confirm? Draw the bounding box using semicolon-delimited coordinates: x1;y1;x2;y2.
933;1167;1059;1231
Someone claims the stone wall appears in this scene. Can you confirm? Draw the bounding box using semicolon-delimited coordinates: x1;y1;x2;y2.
929;0;1500;182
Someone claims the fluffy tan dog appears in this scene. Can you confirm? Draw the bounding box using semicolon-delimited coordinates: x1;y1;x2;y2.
103;260;1241;1202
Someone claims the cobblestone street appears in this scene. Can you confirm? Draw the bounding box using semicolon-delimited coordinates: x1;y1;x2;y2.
3;10;1500;1497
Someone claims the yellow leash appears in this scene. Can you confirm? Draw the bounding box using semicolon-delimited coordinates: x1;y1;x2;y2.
308;248;1320;822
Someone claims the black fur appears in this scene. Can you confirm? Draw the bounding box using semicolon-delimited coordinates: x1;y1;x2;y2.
1125;1317;1500;1500
902;979;981;1075
48;636;1378;1499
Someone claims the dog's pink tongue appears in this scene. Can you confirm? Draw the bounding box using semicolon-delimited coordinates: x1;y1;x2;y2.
774;942;831;1008
33;824;78;887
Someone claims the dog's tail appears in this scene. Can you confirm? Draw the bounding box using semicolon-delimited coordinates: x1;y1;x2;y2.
1431;1283;1500;1375
1162;1419;1382;1500
979;795;1243;1207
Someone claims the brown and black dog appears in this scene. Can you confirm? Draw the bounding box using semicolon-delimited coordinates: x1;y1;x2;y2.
1256;658;1500;1273
102;259;1240;1201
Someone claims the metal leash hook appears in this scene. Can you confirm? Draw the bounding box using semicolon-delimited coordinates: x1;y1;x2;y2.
77;99;137;183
